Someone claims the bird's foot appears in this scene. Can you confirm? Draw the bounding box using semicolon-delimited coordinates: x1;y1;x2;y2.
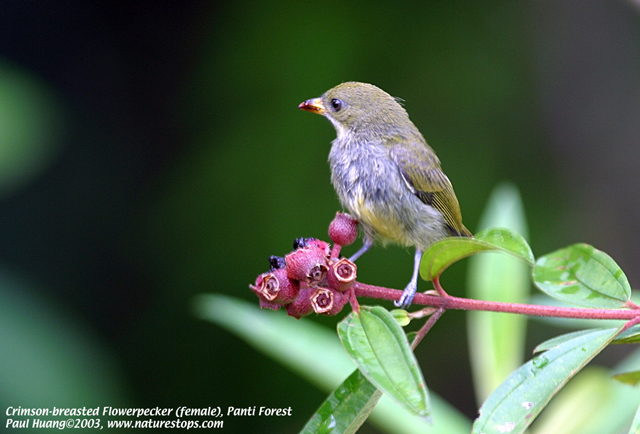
394;281;417;309
348;238;374;263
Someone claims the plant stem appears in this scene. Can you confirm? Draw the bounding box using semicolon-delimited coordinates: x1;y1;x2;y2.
410;307;445;350
353;282;640;321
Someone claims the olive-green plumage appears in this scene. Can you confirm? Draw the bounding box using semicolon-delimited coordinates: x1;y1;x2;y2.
299;82;471;307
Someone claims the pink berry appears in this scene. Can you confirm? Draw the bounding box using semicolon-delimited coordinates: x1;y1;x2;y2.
327;258;357;292
285;287;315;319
310;288;349;316
250;268;299;304
328;212;358;246
285;245;329;285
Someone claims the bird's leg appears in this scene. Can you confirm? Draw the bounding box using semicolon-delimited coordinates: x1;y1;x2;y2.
394;248;423;308
348;238;374;262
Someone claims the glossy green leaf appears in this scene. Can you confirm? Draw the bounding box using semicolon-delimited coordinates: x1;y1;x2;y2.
337;306;430;420
608;348;640;434
467;183;530;403
196;295;471;434
531;346;640;434
529;367;615;434
533;244;631;308
300;369;382;434
613;371;640;387
613;324;640;345
472;327;621;434
629;401;640;434
534;329;617;354
421;227;534;280
194;294;355;388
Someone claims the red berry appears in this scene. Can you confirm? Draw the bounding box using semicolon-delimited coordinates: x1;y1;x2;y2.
328;212;358;246
285;245;329;285
293;237;331;256
285;287;315;319
303;238;331;257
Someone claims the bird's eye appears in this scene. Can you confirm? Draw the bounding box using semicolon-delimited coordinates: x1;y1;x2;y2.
330;98;343;112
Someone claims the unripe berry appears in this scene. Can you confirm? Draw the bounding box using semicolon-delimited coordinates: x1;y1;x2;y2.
328;212;359;246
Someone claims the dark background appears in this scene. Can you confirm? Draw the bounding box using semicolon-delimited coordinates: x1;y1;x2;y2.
1;1;639;433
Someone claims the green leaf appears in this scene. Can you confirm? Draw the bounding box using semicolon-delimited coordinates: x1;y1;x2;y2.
337;306;430;420
534;329;617;354
421;227;534;280
528;367;617;434
533;244;631;308
300;369;382;434
467;183;530;403
196;294;471;434
527;350;640;434
613;371;640;387
194;294;356;389
531;347;640;434
629;401;640;434
613;324;640;345
472;327;621;434
0;62;65;198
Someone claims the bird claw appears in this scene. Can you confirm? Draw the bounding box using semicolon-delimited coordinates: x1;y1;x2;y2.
394;282;417;309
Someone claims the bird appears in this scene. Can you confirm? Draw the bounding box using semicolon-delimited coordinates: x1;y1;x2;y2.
299;82;472;308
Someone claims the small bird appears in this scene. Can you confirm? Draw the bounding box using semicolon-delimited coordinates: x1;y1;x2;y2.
299;82;472;308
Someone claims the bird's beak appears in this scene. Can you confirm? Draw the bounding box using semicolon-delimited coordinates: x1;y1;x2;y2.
298;98;325;115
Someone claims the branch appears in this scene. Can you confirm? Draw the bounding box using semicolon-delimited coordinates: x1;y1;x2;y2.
353;282;640;321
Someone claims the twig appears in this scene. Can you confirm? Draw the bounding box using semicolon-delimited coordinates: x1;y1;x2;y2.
353;282;640;321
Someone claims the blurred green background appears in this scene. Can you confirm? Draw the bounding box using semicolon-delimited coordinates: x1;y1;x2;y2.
1;1;639;433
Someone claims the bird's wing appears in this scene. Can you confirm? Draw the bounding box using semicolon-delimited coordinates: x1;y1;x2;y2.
390;141;471;237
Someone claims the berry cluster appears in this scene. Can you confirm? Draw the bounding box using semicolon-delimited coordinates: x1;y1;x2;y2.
250;213;359;318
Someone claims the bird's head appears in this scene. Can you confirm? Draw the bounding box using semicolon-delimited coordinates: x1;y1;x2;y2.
299;82;414;140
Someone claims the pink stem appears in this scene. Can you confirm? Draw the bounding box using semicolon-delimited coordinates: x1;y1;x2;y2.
353;282;640;321
330;244;342;260
410;307;445;350
348;287;360;313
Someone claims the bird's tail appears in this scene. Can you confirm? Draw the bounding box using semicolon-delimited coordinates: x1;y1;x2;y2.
452;224;473;238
